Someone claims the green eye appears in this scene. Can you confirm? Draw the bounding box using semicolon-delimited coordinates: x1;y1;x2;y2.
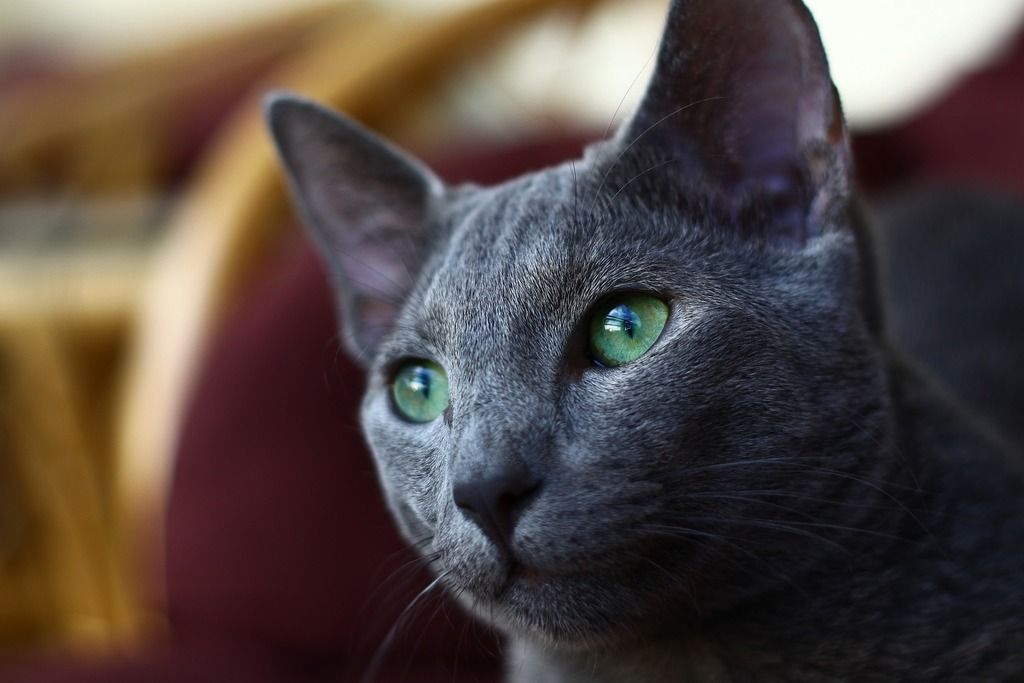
392;360;449;423
589;293;669;367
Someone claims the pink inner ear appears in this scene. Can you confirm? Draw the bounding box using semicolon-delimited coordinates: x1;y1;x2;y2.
270;96;440;359
713;4;839;192
341;235;416;357
339;232;419;303
309;169;427;302
355;295;401;345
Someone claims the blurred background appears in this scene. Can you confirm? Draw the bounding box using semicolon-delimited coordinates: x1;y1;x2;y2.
1;0;1023;680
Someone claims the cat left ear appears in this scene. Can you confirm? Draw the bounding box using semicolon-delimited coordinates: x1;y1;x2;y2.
266;93;443;364
619;0;851;245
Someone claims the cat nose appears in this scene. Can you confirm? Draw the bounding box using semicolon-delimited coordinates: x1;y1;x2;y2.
453;463;540;552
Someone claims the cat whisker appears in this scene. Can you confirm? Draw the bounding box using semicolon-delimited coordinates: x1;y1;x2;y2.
678;456;812;476
347;550;443;679
684;488;908;512
588;95;725;213
687;457;925;501
680;456;925;494
323;331;354;377
412;533;437;548
671;457;939;554
569;160;581;234
360;568;453;683
666;513;854;555
841;409;927;496
445;585;479;682
786;465;935;537
679;490;844;521
406;587;453;678
681;489;898;523
778;519;911;543
638;523;807;598
624;549;701;616
362;549;442;620
606;157;681;203
452;596;470;682
602;42;661;141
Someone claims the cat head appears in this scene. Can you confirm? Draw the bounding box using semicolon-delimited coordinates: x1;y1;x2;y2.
268;0;889;646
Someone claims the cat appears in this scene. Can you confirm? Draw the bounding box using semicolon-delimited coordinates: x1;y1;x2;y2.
266;0;1024;679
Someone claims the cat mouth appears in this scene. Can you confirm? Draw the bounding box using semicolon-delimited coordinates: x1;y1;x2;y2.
508;560;549;584
480;557;556;599
498;548;630;593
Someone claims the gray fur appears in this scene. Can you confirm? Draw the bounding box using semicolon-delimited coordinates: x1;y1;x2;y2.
267;0;1024;679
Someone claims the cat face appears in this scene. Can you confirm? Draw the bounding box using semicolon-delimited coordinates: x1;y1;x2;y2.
269;0;890;646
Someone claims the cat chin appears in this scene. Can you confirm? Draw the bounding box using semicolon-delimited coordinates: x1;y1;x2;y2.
443;558;687;650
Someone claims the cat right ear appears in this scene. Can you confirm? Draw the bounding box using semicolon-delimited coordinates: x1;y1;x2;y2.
265;93;443;365
615;0;851;247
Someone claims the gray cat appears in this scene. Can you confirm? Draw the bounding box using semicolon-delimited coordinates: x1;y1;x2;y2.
266;0;1024;679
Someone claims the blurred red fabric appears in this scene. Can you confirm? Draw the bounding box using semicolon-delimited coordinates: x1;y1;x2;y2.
853;27;1024;196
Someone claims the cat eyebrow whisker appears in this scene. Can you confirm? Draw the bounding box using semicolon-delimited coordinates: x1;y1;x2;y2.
569;160;581;234
602;41;662;141
588;95;726;214
606;157;681;204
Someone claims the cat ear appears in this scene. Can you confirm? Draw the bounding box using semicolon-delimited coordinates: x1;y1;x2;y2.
619;0;851;244
266;93;443;364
